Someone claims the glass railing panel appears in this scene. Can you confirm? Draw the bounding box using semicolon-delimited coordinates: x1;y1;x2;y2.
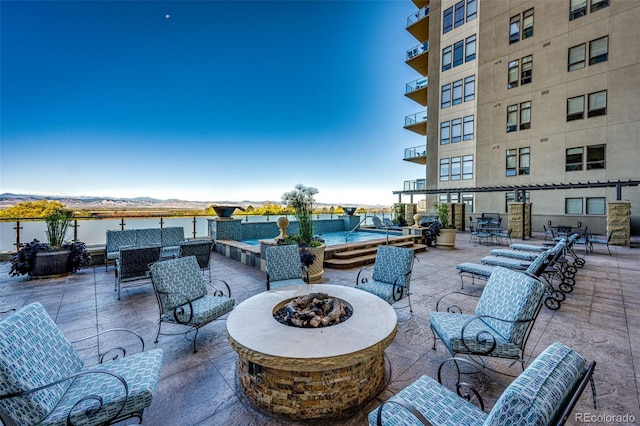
407;5;430;27
406;77;429;94
406;41;430;60
404;145;427;159
405;109;428;126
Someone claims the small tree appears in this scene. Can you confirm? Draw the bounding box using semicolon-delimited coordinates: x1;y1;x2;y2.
282;184;319;246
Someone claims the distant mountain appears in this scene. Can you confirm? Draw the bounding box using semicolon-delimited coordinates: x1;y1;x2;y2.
0;193;391;210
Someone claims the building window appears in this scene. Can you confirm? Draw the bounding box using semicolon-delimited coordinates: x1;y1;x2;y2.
522;9;534;39
519;101;531;130
509;15;520;44
442;46;452;71
440;158;450;181
519;147;530;175
451;118;462;143
588;90;607;117
462;155;473;179
566;147;584;171
506;149;517;176
451;157;462;180
454;1;465;28
591;0;609;12
586;197;605;214
452;80;463;105
508;60;519;89
463;115;474;140
567;96;585;121
565;198;583;214
521;55;533;85
440;121;450;145
466;0;477;21
465;35;476;62
453;40;464;67
589;36;608;65
464;75;475;101
443;7;453;34
506;191;530;210
568;44;586;71
507;105;518;132
441;83;451;108
586;144;605;169
570;0;587;20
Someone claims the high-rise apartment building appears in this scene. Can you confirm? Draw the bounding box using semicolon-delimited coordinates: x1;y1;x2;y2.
398;0;640;234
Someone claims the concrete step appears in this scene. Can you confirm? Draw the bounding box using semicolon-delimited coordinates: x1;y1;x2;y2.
331;241;416;259
324;243;428;269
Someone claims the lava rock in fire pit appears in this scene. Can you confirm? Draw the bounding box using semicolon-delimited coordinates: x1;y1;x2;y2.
273;292;352;328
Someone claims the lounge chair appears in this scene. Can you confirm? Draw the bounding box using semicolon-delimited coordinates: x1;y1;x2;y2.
383;218;403;230
589;231;613;255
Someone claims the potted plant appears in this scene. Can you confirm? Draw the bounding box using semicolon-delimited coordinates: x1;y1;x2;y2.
433;202;457;249
9;207;91;278
281;184;326;283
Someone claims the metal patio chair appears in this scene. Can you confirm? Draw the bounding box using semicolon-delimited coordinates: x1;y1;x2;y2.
265;244;308;290
179;239;214;281
115;244;162;300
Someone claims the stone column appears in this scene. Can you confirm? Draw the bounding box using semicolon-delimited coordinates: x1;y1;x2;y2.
450;203;465;231
508;202;531;240
208;218;243;241
607;201;630;246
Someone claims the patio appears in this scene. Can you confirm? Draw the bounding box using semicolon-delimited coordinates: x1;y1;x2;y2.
1;233;638;425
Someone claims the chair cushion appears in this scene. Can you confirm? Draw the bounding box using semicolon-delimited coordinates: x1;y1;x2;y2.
357;280;408;304
368;374;486;426
429;312;519;357
475;267;544;346
266;245;303;282
150;256;208;311
0;303;84;426
509;243;548;252
106;229;136;254
269;278;307;290
135;228;162;246
489;249;539;261
372;245;414;287
456;262;494;279
484;342;586;425
46;349;164;426
161;295;234;326
480;255;529;269
161;227;185;248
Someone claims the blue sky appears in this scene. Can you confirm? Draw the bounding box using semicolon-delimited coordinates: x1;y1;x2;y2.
1;0;421;205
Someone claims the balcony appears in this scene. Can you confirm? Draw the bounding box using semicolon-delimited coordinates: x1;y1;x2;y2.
403;179;426;191
404;110;428;135
406;41;429;76
405;77;428;106
412;0;429;9
406;6;430;42
404;145;427;165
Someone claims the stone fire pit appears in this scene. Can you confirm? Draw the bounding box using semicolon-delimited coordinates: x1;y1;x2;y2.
226;284;397;420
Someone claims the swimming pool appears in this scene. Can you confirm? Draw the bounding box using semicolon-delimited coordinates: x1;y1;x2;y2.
241;230;399;246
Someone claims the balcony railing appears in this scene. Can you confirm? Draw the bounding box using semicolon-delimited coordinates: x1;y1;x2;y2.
407;6;430;27
404;145;427;160
406;77;428;94
405;110;428;126
403;179;427;191
406;41;429;60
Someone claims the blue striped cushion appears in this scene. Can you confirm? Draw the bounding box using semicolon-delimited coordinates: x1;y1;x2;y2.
456;262;494;278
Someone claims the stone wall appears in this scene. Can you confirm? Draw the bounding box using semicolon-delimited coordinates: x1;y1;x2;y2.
607;201;631;246
508;202;532;240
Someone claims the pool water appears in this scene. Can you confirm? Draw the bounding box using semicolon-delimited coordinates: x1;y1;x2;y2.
242;230;399;246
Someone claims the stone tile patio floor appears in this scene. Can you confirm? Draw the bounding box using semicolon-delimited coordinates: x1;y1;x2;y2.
1;233;638;426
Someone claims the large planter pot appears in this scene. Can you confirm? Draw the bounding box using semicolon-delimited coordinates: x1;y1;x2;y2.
436;228;457;249
305;244;326;283
30;249;73;279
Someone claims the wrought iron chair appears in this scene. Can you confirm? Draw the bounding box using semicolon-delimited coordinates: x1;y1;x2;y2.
430;266;545;372
368;342;596;426
179;239;214;281
355;245;416;313
115;245;162;300
0;302;163;426
589;231;613;255
264;244;308;290
149;256;234;353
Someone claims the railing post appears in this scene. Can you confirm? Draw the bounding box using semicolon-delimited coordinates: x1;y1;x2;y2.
192;216;197;239
14;220;22;251
120;218;126;230
73;219;79;242
159;217;164;229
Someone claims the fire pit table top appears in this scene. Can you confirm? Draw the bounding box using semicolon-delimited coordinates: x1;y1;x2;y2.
226;284;397;371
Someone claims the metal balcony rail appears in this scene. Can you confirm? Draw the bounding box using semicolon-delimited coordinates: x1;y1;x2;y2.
406;77;429;94
404;145;427;160
406;41;430;60
407;5;430;27
403;179;427;191
405;109;428;126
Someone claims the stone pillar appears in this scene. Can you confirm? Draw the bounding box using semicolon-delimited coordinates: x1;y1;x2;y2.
508;202;531;240
403;203;417;225
450;203;465;231
607;201;631;246
208;218;243;241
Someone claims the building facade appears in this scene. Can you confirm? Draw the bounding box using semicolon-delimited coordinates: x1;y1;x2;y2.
398;0;640;235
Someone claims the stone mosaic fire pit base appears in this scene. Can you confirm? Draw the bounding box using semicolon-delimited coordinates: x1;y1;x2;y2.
226;285;397;420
